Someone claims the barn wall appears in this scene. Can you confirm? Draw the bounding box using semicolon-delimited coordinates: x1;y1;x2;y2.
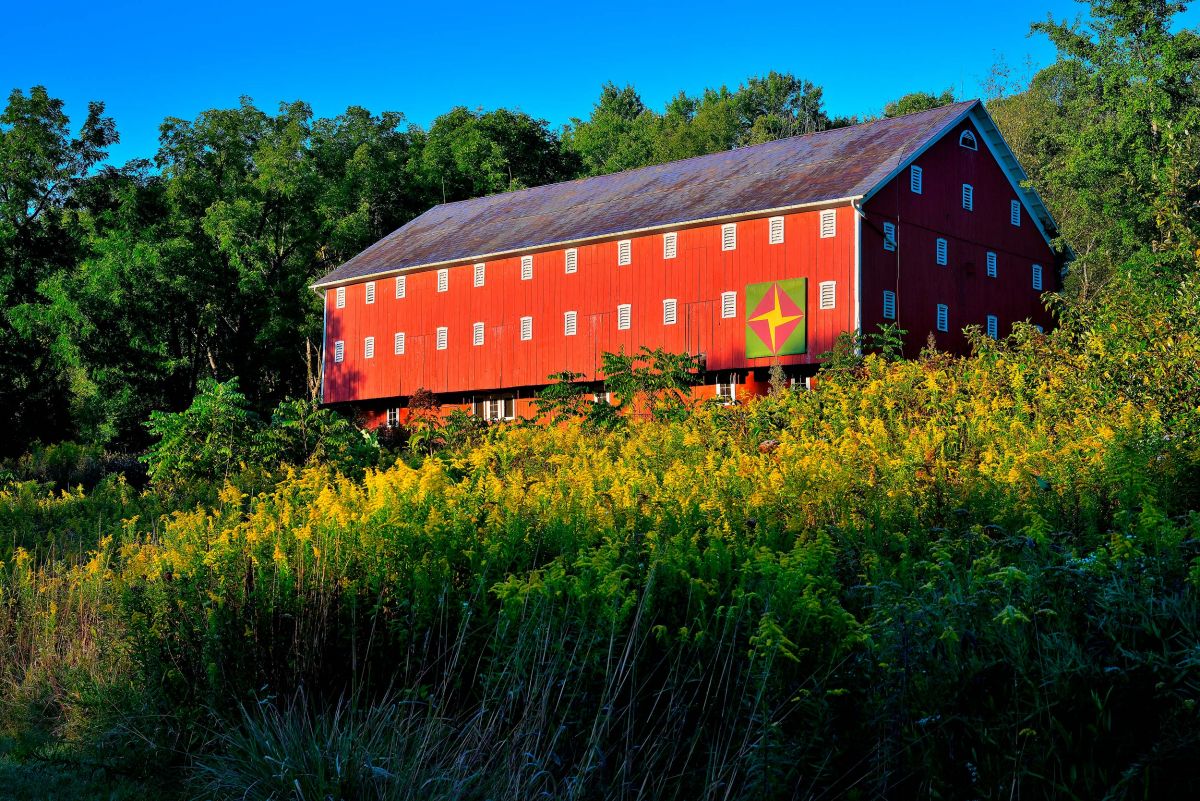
861;118;1058;355
322;205;855;405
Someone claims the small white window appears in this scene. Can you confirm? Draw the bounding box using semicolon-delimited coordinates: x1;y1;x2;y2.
959;130;978;150
386;408;399;428
1032;263;1044;291
715;375;737;404
394;332;405;355
910;165;923;194
364;336;375;359
663;232;677;259
473;322;484;346
721;291;737;319
986;314;999;339
473;262;485;287
564;310;577;336
663;298;677;325
395;275;406;298
593;391;612;404
521;255;533;281
768;216;784;245
565;248;578;274
333;340;344;363
617;239;632;265
365;281;376;304
335;287;346;308
936;238;948;266
936;304;949;332
520;316;533;341
820;209;836;238
819;281;836;310
617;304;631;330
882;290;896;320
436;326;447;350
1010;200;1021;226
437;269;448;292
883;222;897;252
715;221;734;250
962;184;973;211
986;252;998;278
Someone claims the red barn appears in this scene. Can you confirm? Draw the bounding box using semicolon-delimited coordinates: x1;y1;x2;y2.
313;100;1063;425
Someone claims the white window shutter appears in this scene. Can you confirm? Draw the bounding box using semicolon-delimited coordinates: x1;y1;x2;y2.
521;255;533;280
335;287;346;308
617;304;631;330
436;327;447;350
395;275;406;298
986;252;997;278
819;281;836;310
663;298;677;325
437;269;448;292
721;223;737;251
721;291;737;319
820;209;836;238
520;316;533;341
565;248;578;274
1010;200;1021;226
365;282;376;304
364;336;375;358
768;216;784;244
987;315;998;339
473;322;484;346
333;340;344;363
617;240;632;265
663;232;677;259
564;311;577;336
936;238;948;266
910;165;923;194
883;222;897;252
962;184;973;211
936;304;949;332
394;332;405;355
473;262;485;287
1032;263;1043;290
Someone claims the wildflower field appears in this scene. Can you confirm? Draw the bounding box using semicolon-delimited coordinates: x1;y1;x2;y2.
2;275;1198;799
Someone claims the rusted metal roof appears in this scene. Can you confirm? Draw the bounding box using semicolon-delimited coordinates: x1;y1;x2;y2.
314;100;981;288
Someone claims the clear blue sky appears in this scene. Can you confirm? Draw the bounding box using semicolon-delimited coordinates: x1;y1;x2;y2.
4;0;1196;167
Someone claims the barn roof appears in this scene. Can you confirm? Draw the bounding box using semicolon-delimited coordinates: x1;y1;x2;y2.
313;100;1056;288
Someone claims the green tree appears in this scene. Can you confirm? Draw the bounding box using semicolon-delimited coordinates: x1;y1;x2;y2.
143;377;257;488
883;89;957;117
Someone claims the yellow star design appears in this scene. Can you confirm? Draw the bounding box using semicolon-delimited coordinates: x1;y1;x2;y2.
749;285;803;353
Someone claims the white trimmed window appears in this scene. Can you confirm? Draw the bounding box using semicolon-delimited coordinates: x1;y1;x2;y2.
986;315;999;339
437;269;448;292
564;310;577;336
962;184;974;211
768;216;784;244
883;222;897;252
394;332;405;355
473;322;484;346
936;238;948;266
936;304;949;332
386;408;399;428
436;326;447;350
473;262;485;287
819;281;836;310
617;239;632;265
565;248;578;274
365;281;376;304
715;375;737;404
721;223;737;251
364;336;375;358
986;252;998;278
721;291;737;319
1032;263;1044;291
521;255;533;281
1010;200;1021;226
910;165;923;194
959;130;978;150
395;275;406;298
663;298;677;325
520;316;533;341
820;209;836;238
663;232;677;259
335;287;345;308
333;340;344;363
478;397;515;422
882;290;896;320
617;304;631;330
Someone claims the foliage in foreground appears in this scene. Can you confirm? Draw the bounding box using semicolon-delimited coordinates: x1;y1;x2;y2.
2;272;1199;798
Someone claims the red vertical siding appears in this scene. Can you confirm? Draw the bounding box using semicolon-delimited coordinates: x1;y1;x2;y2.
861;119;1058;354
323;205;856;404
